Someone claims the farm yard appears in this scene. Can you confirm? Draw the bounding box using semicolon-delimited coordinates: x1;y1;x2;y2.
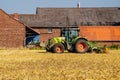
0;49;120;80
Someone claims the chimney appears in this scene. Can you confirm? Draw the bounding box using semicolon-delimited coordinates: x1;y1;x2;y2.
77;2;80;8
14;13;19;20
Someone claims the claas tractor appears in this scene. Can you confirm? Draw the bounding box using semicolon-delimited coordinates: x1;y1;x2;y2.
46;28;89;53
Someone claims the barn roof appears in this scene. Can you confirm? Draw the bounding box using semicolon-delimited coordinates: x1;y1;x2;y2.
18;7;120;28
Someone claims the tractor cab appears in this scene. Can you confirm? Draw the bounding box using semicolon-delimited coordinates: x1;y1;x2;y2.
61;28;79;43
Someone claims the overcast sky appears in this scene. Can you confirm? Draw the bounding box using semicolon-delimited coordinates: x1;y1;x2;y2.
0;0;120;14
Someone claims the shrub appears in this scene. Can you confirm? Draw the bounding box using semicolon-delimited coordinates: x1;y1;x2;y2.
109;44;119;50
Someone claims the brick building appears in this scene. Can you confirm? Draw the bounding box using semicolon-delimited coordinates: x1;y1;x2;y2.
2;7;120;48
0;9;39;48
13;7;120;45
0;9;26;48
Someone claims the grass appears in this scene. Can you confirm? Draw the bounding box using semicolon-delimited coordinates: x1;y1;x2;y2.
0;50;120;80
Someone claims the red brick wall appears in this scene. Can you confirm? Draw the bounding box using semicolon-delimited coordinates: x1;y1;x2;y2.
0;10;25;48
32;28;60;42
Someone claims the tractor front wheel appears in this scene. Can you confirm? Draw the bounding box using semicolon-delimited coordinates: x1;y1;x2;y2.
75;39;88;53
52;43;65;53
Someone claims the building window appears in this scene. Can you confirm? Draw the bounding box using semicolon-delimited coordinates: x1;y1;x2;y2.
48;28;52;33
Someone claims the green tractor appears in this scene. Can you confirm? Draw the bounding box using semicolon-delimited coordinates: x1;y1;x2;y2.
46;28;89;53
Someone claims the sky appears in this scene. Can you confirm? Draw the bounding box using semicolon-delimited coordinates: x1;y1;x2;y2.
0;0;120;14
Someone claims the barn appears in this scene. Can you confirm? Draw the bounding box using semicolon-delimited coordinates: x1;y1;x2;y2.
0;9;39;48
17;7;120;46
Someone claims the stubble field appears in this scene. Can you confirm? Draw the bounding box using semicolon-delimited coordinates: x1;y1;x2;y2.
0;49;120;80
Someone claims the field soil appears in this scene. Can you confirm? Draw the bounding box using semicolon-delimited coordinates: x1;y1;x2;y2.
0;49;120;80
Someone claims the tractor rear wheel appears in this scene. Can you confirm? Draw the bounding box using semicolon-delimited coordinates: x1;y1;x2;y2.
75;39;88;53
52;43;65;53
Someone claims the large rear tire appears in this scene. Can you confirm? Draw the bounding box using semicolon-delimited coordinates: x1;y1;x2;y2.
75;39;88;53
52;43;65;53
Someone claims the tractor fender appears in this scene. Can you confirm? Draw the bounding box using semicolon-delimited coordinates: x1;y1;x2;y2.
72;37;88;45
